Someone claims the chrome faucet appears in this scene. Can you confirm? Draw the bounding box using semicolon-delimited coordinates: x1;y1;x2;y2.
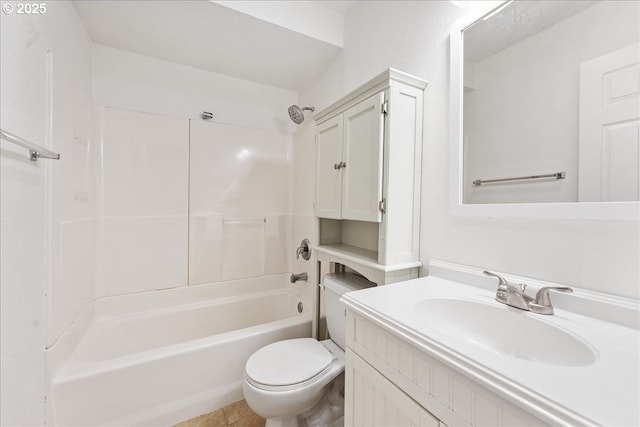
484;271;533;310
483;271;572;315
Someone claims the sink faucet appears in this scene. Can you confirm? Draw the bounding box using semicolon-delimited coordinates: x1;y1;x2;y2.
484;271;532;310
483;271;572;315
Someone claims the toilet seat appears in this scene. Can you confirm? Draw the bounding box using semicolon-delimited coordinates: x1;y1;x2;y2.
245;338;333;390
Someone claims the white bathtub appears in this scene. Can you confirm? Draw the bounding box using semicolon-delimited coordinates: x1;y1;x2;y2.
49;274;312;426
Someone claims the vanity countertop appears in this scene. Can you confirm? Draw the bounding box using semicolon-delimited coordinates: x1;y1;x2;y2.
340;262;640;426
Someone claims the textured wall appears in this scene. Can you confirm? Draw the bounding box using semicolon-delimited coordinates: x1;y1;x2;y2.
0;2;94;424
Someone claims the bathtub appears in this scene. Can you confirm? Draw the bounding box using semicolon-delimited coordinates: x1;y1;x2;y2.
49;274;312;426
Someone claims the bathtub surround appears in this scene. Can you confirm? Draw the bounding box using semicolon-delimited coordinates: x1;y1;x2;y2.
92;46;303;295
47;45;316;423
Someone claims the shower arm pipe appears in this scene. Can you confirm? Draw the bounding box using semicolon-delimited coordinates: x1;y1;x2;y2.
0;128;60;161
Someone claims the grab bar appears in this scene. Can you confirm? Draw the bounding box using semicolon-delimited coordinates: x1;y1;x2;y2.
473;171;565;186
0;128;60;161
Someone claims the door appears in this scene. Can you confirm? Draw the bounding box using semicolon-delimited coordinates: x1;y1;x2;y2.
315;115;344;219
342;92;385;222
579;43;640;202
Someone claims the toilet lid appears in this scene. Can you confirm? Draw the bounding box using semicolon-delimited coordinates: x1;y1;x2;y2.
245;338;333;387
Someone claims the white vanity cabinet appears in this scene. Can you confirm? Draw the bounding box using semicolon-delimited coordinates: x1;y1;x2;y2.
344;311;547;427
314;69;426;285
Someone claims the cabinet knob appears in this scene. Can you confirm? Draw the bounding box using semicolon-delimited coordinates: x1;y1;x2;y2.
334;161;347;170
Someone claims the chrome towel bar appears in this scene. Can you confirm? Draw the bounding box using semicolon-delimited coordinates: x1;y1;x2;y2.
0;128;60;161
473;172;565;186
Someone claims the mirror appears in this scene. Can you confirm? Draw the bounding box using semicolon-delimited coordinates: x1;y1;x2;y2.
454;0;639;210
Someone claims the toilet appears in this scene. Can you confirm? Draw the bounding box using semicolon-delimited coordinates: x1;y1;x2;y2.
243;273;373;427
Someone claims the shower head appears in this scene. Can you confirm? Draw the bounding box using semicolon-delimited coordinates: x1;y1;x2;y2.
288;105;315;124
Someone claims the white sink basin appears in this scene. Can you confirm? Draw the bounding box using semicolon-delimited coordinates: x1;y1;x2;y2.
414;298;597;366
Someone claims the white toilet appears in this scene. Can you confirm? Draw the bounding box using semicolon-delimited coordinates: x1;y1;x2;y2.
243;273;373;427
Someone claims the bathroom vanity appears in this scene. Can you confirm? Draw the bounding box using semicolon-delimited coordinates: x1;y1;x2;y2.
341;260;640;426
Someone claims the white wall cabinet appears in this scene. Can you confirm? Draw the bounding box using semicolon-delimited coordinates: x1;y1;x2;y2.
316;92;385;222
314;69;427;285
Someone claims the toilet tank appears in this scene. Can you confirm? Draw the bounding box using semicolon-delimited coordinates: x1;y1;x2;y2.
323;273;375;350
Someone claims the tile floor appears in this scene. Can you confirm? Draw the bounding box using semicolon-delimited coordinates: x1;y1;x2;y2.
174;400;265;427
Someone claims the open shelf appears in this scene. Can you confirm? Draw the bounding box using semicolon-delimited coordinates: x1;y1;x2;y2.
315;243;422;274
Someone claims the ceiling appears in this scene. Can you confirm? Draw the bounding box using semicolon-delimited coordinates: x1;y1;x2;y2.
73;1;356;91
465;1;597;62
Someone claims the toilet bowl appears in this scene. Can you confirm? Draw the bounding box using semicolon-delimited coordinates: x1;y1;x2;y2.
242;273;373;427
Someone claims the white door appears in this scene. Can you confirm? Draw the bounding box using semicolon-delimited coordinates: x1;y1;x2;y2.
579;43;640;202
341;92;385;222
315;115;344;219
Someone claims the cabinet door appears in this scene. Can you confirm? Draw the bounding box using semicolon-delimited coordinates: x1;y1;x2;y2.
345;349;440;427
315;115;344;219
342;92;385;222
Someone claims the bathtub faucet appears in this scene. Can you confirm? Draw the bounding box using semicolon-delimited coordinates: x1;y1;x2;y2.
290;272;308;283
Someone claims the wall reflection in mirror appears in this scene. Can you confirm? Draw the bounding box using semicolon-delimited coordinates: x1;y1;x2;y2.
463;0;639;204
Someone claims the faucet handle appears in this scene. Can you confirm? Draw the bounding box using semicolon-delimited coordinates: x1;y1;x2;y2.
534;286;573;306
296;238;311;261
484;271;514;303
483;270;508;288
483;270;518;292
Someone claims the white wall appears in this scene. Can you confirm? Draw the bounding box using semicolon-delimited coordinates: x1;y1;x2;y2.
0;1;94;424
296;1;640;299
464;1;639;204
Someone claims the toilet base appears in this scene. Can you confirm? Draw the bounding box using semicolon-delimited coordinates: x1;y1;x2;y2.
265;373;344;427
299;373;344;427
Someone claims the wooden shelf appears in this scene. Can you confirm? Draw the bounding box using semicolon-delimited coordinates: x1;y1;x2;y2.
315;244;421;285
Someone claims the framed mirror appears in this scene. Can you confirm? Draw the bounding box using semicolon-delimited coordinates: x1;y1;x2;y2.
450;1;639;220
